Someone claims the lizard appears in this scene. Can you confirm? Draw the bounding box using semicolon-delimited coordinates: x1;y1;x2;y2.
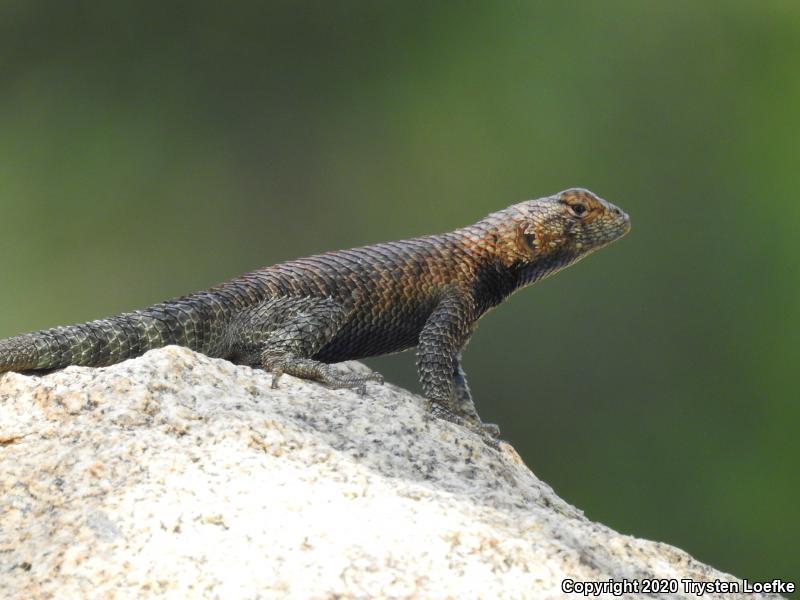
0;188;630;439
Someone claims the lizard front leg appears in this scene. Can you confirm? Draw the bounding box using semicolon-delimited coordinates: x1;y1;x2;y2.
416;290;499;439
453;355;501;438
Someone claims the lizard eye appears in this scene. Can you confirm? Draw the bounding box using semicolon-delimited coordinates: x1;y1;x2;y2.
568;203;587;218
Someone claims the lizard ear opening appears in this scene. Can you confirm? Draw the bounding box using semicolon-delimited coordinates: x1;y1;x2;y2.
517;224;538;254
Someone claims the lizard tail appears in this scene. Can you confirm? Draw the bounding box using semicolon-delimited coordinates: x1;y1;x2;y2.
0;316;162;373
0;335;43;372
0;297;227;373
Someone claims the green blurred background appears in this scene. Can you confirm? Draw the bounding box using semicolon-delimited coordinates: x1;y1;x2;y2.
1;0;797;586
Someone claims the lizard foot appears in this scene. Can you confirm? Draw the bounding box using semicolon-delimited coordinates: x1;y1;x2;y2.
263;353;383;394
331;370;384;396
427;401;502;448
480;422;502;439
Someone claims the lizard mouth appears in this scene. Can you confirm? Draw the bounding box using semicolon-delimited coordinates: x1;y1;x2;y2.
621;212;632;234
607;210;631;241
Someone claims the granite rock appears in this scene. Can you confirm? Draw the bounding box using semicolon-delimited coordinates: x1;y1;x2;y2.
0;347;782;599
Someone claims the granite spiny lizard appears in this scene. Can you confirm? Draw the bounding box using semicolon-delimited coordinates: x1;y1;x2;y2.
0;188;630;438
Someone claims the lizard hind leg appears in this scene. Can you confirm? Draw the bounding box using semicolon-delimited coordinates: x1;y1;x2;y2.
228;295;383;394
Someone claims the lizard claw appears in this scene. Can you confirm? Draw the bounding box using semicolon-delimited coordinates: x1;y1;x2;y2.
426;400;502;448
270;368;284;389
349;369;383;395
481;422;502;439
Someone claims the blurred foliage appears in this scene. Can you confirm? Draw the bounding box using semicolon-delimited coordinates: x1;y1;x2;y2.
1;0;797;586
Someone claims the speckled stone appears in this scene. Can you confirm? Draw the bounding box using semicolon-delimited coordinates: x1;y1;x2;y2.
0;347;783;599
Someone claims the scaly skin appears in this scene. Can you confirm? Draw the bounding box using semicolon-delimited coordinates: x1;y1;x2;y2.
0;188;630;439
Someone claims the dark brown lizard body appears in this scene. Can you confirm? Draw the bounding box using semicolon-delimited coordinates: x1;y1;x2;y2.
0;189;630;437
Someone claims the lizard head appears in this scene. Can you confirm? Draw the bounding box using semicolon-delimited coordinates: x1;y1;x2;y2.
480;188;631;286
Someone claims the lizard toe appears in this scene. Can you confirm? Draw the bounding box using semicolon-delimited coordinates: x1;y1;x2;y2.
481;422;501;439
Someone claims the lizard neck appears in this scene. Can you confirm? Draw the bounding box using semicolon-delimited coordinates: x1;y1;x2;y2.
452;220;575;316
447;224;520;315
469;259;520;315
514;249;575;288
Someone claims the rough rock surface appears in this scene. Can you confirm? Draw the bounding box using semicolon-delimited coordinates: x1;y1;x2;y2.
0;347;780;600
